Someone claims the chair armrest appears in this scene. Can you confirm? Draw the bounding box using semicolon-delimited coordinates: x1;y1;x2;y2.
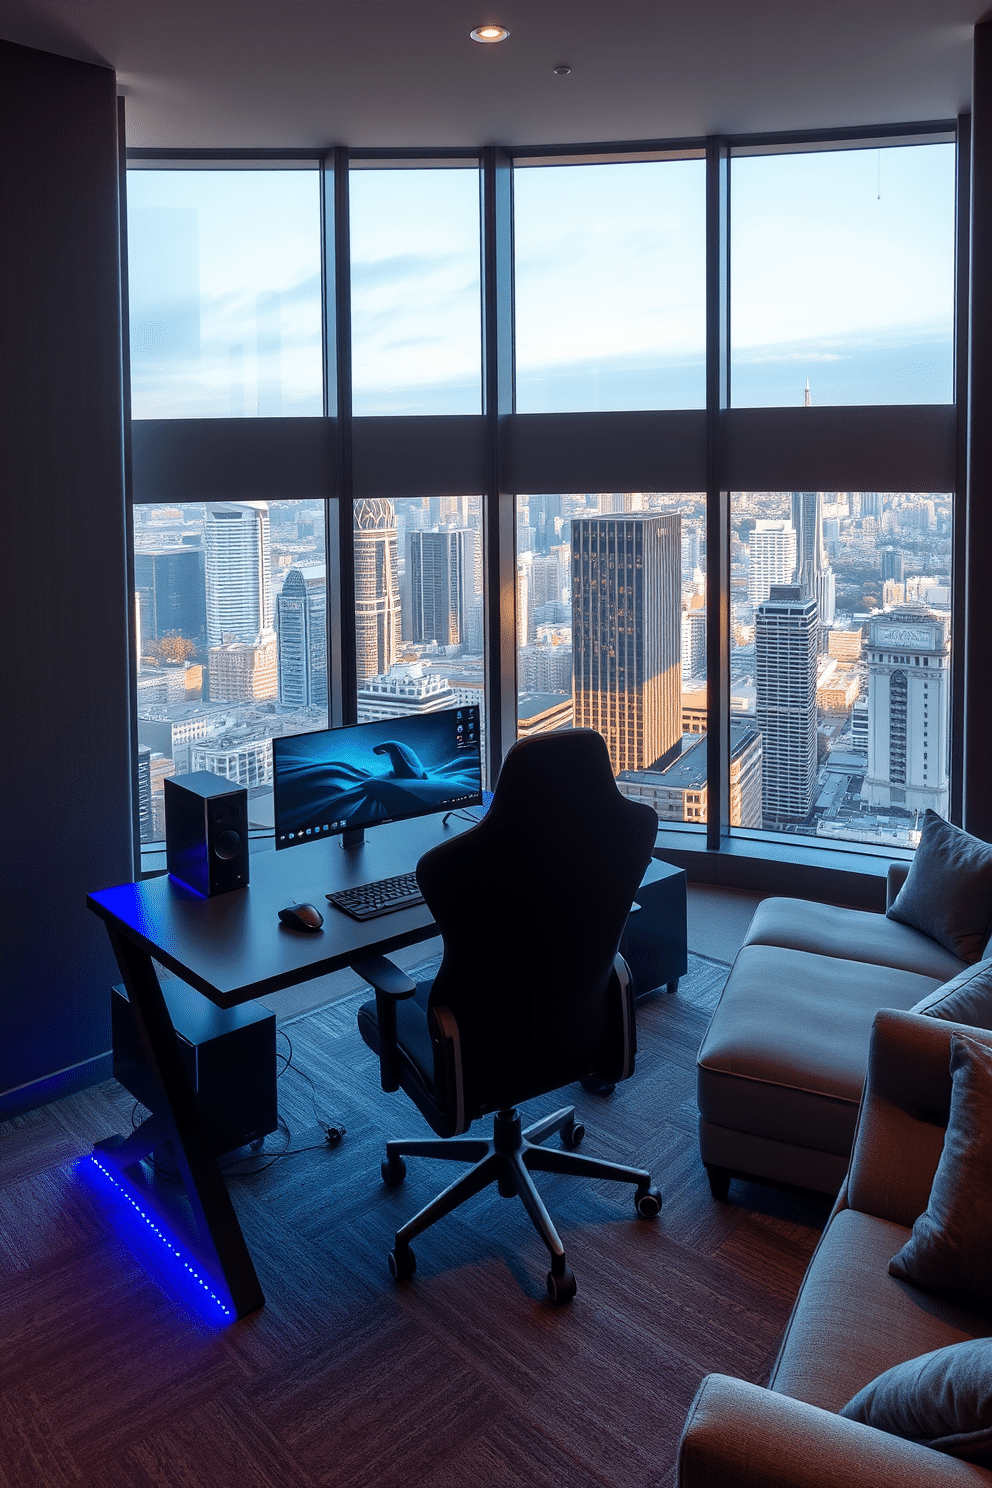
887;861;910;908
350;955;416;999
351;955;416;1093
678;1375;987;1488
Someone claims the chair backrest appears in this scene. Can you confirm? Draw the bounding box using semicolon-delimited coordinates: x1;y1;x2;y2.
416;729;658;1116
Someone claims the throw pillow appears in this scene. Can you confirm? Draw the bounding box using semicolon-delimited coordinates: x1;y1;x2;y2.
912;961;992;1028
840;1338;992;1465
889;1031;992;1311
887;810;992;964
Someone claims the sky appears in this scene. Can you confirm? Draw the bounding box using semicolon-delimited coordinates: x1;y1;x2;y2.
126;140;956;419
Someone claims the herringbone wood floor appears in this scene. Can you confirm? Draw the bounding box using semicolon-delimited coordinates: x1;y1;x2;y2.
0;957;831;1488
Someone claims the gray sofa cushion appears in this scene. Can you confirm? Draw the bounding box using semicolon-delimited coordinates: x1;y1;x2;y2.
840;1338;992;1466
888;811;992;965
913;962;992;1028
769;1208;992;1415
697;945;943;1154
890;1033;992;1312
744;897;968;983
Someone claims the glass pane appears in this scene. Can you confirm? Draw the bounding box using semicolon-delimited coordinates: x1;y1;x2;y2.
514;159;706;412
516;493;715;826
127;170;323;418
134;499;329;863
352;496;487;762
732;489;952;848
349;168;482;415
731;143;955;407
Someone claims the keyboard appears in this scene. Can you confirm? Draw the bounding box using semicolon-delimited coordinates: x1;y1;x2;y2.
326;870;425;922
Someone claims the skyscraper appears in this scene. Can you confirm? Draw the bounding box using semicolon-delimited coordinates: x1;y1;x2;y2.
681;605;706;679
791;489;835;632
204;501;272;647
571;512;682;774
406;529;465;647
354;499;400;684
276;564;327;707
748;520;797;605
134;543;207;651
863;605;950;815
755;584;818;825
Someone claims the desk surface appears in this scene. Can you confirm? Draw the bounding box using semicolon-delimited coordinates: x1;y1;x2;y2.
88;814;477;1009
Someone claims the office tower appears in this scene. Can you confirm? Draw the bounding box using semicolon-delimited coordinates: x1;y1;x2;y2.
406;529;465;647
881;546;905;583
681;606;706;680
860;491;883;519
356;660;457;722
137;745;153;842
598;493;626;514
516;553;531;647
792;489;835;631
134;543;207;651
204;501;272;648
571;513;682;775
354;499;400;684
863;605;950;815
276;564;327;707
748;520;797;605
518;640;573;693
208;634;279;702
682;526;700;576
755;584;818;826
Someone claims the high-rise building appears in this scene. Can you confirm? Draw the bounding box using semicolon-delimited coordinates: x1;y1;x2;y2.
748;520;797;605
134;543;206;652
137;745;152;842
204;501;272;648
208;633;279;702
406;529;465;647
792;490;835;631
755;584;819;825
356;660;456;722
354;499;400;684
276;564;327;707
681;606;706;679
571;512;682;774
863;605;950;815
881;546;905;583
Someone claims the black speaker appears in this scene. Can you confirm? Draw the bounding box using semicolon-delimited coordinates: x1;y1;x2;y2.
164;771;249;897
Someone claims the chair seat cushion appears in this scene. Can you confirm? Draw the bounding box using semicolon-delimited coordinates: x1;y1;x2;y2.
744;898;968;983
697;946;942;1155
357;977;436;1090
770;1208;992;1415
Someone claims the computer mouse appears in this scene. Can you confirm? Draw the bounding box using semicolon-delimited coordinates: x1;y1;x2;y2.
278;902;324;932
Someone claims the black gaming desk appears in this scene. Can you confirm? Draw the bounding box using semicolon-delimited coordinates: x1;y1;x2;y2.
86;814;477;1319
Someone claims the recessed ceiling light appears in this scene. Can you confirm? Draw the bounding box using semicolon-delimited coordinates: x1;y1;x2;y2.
553;65;571;76
471;24;510;43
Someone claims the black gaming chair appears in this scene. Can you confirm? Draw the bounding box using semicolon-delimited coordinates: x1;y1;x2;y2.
354;728;661;1303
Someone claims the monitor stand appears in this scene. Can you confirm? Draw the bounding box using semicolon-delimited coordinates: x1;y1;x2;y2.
340;826;365;848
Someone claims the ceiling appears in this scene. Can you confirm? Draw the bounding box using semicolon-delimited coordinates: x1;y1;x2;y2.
0;0;986;150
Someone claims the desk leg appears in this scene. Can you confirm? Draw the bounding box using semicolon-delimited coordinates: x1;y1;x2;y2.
97;926;265;1319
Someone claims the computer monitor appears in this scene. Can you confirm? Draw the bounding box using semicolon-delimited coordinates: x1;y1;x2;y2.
272;705;483;850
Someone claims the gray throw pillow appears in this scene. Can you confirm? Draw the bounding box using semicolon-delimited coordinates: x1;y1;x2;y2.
889;1031;992;1310
887;810;992;964
912;961;992;1029
840;1338;992;1465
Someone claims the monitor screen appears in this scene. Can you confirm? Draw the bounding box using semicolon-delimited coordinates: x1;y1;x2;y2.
272;705;482;849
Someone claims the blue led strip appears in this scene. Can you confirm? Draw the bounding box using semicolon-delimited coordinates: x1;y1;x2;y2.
87;1154;233;1319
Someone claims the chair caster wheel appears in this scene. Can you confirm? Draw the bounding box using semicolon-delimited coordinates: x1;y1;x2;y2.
388;1244;416;1281
381;1154;407;1187
546;1263;577;1305
580;1075;615;1097
561;1117;585;1150
635;1186;662;1219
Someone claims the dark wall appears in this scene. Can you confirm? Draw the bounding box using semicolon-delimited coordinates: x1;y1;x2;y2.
0;41;131;1110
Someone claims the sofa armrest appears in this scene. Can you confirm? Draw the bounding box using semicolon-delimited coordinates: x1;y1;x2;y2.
886;861;910;908
846;1009;992;1226
678;1375;989;1488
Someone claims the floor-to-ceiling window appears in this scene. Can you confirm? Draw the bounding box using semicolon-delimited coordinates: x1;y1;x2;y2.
126;125;960;875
